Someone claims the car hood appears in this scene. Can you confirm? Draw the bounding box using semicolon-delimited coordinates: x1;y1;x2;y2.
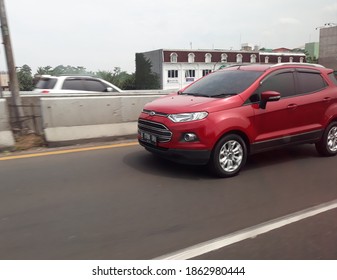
143;93;244;114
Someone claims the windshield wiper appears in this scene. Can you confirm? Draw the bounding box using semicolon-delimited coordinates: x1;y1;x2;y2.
181;92;211;97
211;93;237;98
180;92;236;98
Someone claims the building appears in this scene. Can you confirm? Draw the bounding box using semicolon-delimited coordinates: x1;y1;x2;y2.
137;48;306;90
305;42;319;61
0;71;10;91
318;24;337;70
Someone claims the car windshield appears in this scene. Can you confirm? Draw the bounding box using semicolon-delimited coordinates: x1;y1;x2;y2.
181;70;263;97
35;78;57;89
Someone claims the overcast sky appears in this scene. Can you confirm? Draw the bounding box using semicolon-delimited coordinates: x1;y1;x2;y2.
1;0;337;74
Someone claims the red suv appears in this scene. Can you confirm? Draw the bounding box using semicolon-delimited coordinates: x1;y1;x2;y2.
138;63;337;177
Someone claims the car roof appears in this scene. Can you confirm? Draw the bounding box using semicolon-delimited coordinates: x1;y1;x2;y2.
39;75;97;79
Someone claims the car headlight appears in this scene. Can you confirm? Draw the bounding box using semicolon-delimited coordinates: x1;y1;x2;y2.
168;112;208;123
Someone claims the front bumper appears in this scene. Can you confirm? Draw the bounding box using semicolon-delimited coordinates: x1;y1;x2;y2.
139;140;211;165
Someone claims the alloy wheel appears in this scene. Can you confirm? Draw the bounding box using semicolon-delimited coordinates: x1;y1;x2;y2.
327;126;337;152
219;140;243;173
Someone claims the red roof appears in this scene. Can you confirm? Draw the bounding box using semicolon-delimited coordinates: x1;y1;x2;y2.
163;50;258;63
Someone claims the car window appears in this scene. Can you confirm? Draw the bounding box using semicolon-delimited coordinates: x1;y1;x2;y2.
297;72;327;94
62;78;86;91
35;78;57;89
182;70;263;97
328;73;337;86
258;72;296;98
84;79;107;92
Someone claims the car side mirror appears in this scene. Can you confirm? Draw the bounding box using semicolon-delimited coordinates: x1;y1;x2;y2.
260;91;281;109
106;87;113;92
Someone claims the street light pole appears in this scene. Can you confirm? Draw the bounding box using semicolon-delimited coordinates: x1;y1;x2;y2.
0;0;24;131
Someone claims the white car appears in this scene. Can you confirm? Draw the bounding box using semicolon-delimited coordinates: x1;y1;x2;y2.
34;75;122;94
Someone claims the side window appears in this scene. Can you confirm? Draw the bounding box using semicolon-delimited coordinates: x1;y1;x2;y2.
259;72;296;98
84;79;108;92
329;73;337;86
297;72;327;94
35;78;57;89
62;78;86;90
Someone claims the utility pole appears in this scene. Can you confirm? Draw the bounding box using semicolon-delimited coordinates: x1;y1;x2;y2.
0;0;24;131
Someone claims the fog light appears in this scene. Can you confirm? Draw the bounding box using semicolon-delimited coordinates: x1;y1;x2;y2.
183;133;198;142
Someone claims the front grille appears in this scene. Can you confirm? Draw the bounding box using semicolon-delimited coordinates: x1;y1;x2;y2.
142;109;168;117
138;119;172;142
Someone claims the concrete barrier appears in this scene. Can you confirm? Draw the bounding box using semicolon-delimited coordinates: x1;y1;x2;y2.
0;99;15;150
41;95;162;146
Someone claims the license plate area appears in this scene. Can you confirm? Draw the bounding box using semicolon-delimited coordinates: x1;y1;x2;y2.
140;131;157;145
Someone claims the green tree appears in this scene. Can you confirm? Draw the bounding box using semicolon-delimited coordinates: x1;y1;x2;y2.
117;72;135;90
304;50;318;64
51;65;90;76
17;64;34;91
135;53;160;89
95;70;114;83
96;68;135;90
35;65;92;76
36;66;53;75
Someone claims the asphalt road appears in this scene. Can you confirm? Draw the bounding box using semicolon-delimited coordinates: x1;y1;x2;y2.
0;141;337;260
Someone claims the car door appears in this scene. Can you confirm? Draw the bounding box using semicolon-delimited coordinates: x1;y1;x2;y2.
291;69;330;134
251;69;298;144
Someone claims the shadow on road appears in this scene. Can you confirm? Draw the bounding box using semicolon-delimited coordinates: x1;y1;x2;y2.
246;144;319;171
124;144;320;179
123;151;214;180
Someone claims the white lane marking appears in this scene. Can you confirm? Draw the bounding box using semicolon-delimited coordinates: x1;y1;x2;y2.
154;199;337;260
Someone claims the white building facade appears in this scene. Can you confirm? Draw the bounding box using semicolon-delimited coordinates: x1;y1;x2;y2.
137;49;306;90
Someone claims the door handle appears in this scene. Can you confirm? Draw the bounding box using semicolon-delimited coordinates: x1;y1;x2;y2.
323;97;331;102
287;104;298;109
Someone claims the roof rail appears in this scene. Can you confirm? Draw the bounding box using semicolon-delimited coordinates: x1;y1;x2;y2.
55;74;95;77
271;62;325;68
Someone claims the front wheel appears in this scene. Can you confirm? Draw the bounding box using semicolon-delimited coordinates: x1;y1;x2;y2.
316;122;337;156
209;134;247;178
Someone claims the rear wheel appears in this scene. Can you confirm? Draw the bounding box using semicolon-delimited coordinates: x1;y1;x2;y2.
316;122;337;156
209;134;247;178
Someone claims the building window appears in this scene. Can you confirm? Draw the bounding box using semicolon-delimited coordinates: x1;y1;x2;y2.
168;70;178;78
170;53;178;63
250;54;257;63
205;53;212;63
185;69;195;82
265;56;269;63
300;57;304;63
202;69;212;76
188;53;195;63
221;53;228;63
236;54;243;63
278;57;282;63
289;57;294;63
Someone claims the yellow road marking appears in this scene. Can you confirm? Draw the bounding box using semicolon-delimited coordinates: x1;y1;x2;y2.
0;142;139;161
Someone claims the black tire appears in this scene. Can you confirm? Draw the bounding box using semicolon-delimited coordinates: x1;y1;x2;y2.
316;122;337;156
209;134;247;178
